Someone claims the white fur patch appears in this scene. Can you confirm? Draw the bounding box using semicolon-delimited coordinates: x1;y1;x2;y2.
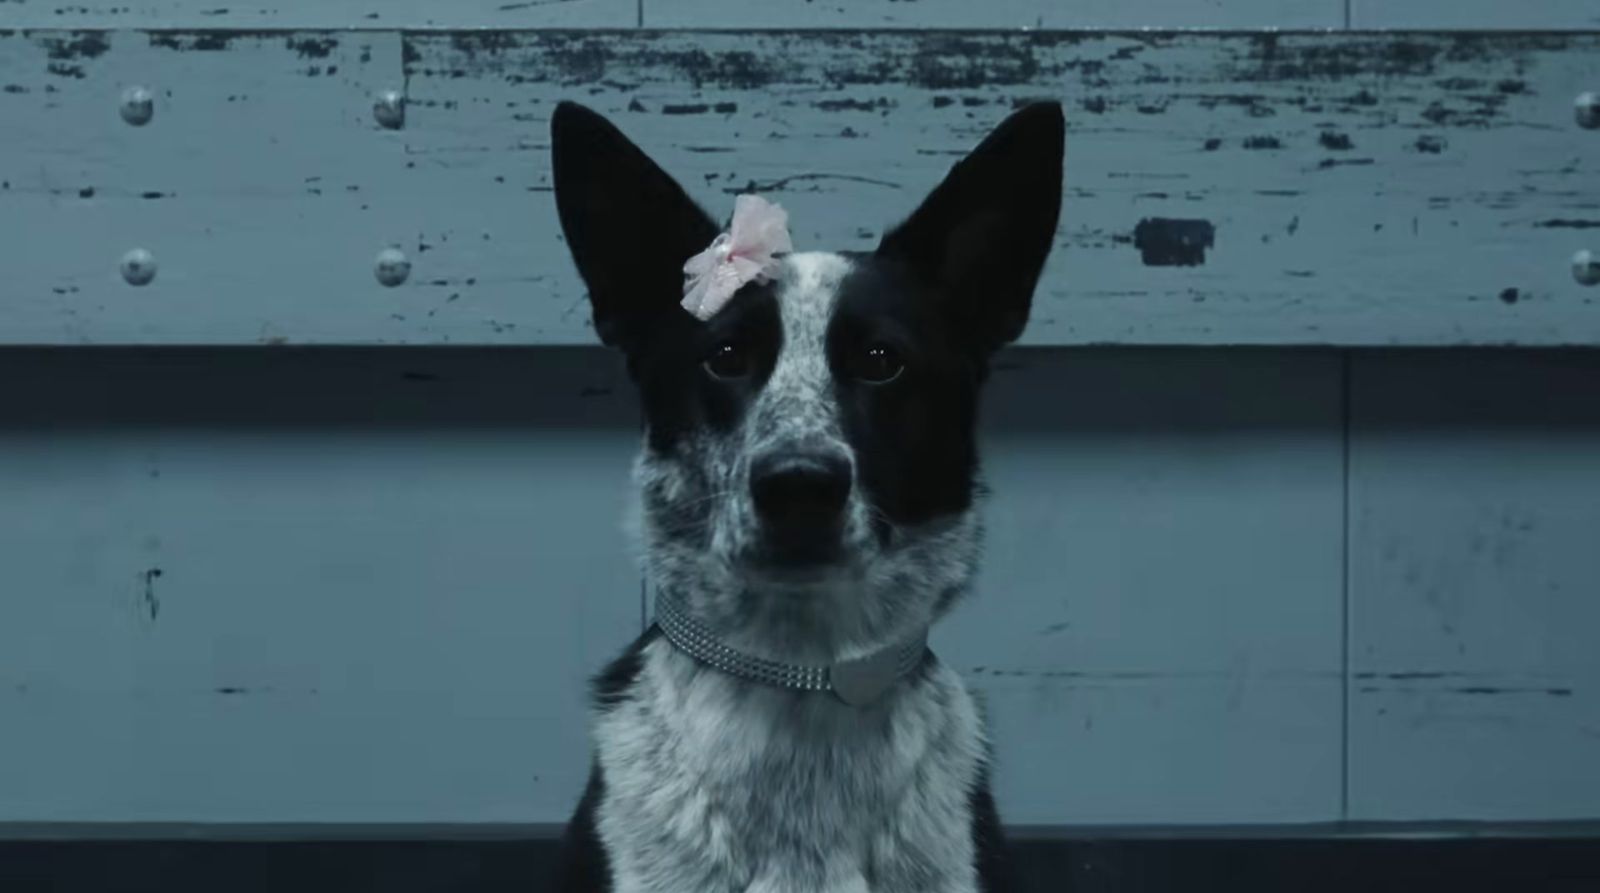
601;251;994;892
594;642;987;893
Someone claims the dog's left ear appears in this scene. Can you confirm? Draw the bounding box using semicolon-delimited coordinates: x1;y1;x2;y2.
876;102;1064;353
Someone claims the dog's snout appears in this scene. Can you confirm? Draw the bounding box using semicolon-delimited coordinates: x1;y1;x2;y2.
750;451;852;525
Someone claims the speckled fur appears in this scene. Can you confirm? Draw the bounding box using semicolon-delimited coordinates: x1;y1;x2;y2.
551;98;1065;893
598;254;991;893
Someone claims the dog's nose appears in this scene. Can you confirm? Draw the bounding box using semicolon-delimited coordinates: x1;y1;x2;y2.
750;451;852;525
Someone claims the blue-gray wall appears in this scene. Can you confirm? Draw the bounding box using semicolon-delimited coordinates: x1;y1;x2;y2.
1;0;1598;829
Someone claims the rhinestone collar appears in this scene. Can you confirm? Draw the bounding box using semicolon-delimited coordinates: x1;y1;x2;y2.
654;590;929;707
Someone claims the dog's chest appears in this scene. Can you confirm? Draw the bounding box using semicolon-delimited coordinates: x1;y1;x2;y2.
593;641;984;893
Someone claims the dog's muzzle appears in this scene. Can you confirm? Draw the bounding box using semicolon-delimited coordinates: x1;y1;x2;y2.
749;449;852;564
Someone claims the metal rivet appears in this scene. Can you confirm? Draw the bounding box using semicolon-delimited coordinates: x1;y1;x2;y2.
120;86;154;127
1576;92;1600;130
373;90;405;130
1574;250;1600;287
121;249;157;286
375;247;411;287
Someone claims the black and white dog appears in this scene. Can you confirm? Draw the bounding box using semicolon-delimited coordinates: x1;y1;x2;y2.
549;99;1063;893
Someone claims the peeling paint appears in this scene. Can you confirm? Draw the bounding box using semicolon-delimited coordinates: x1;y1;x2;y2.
1133;218;1215;267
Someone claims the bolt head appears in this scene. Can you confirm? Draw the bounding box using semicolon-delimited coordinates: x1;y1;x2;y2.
1574;249;1600;287
374;90;406;130
121;249;157;286
375;247;411;287
1577;92;1600;130
120;86;155;127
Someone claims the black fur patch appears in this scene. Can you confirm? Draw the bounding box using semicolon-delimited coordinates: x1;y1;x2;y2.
970;763;1016;893
556;761;612;892
827;256;985;528
590;626;661;712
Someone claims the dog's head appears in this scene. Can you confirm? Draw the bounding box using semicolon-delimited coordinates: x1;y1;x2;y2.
551;101;1063;660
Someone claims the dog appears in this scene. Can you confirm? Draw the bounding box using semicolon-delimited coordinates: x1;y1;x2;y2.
549;98;1064;893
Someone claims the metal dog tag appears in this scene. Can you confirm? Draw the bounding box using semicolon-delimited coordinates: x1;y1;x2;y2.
829;648;901;706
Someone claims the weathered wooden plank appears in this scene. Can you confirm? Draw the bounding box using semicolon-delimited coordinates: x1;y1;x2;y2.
0;0;636;29
0;347;643;822
945;349;1345;824
1348;351;1600;821
1351;1;1600;30
643;0;1340;29
6;30;1600;347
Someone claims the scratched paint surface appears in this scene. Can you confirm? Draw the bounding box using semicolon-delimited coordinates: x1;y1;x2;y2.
1348;352;1600;821
645;0;1339;29
0;1;637;29
3;30;1600;347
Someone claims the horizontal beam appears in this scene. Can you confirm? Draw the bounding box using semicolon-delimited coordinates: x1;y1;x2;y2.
3;30;1598;347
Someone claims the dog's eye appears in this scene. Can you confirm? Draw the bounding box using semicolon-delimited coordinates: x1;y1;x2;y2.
703;342;752;380
850;344;905;384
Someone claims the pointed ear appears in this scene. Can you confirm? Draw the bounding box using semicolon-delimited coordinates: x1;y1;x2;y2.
876;102;1064;353
550;102;720;350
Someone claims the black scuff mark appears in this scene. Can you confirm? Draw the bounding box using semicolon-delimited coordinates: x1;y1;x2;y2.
1414;135;1447;154
215;686;248;695
1319;131;1354;151
287;36;339;59
449;31;525;61
1342;89;1380;107
650;100;742;116
1132;218;1214;267
46;63;85;79
1535;219;1600;229
149;32;234;52
141;191;169;200
722;172;899;194
1203;137;1222;151
4;84;29;94
499;0;587;9
41;32;110;61
78;187;95;198
140;568;163;621
1500;288;1520;305
1317;158;1375;170
1242;136;1282;150
1039;622;1071;636
814;97;892;112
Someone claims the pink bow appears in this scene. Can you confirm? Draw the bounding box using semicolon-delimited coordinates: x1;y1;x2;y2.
681;194;794;320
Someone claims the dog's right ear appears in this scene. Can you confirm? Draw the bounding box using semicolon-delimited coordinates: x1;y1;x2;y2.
550;102;720;350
